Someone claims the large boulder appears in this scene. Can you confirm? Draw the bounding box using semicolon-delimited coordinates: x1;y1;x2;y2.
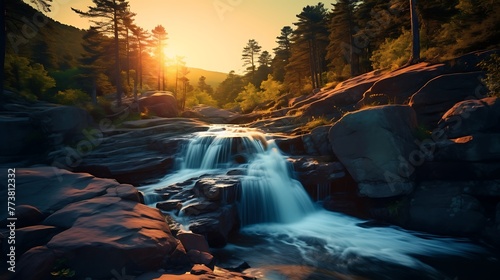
329;105;418;198
360;63;447;105
45;198;178;279
438;97;500;138
409;72;487;128
138;92;178;118
1;167;184;279
408;181;487;236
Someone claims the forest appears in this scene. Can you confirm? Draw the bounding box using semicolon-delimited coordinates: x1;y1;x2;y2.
3;0;500;117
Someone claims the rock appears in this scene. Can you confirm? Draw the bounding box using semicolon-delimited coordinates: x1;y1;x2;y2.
138;92;178;118
416;161;500;181
157;200;183;211
190;105;238;123
177;232;210;253
0;116;43;157
438;97;500;138
435;134;500;162
182;201;220;216
189;205;239;248
191;264;213;275
361;63;447;105
9;225;62;256
329;105;418;198
0;167;123;220
295;69;383;118
187;250;215;269
193;177;240;204
302;125;334;156
13;246;57;280
408;181;487;236
45;199;178;279
274;136;306;155
14;205;44;228
409;72;487;128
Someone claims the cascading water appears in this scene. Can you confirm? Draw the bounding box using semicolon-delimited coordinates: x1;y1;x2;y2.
140;125;315;224
139;125;499;279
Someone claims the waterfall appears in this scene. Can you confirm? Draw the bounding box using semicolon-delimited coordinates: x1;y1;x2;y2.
177;126;315;225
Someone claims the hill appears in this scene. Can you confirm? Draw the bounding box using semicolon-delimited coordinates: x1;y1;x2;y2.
8;0;86;70
185;67;228;89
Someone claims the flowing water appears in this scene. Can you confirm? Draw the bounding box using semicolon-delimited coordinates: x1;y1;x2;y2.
139;125;500;279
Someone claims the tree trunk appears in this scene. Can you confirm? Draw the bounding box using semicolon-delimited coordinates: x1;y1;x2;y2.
408;0;420;65
113;7;123;107
1;0;6;91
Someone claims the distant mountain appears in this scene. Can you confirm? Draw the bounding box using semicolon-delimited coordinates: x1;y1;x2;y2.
185;67;229;89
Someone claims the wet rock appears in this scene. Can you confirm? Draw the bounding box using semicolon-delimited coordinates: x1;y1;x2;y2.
157;199;183;211
408;181;487;236
193;177;240;204
182;201;220;216
189;205;239;248
330;105;418;198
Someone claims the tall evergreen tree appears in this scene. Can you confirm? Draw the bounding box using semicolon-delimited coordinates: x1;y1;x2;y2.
151;25;168;91
327;0;360;77
241;39;262;85
130;25;150;97
72;0;130;107
285;3;328;92
272;26;293;82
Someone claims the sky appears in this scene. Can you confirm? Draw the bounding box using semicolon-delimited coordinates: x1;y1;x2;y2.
35;0;330;74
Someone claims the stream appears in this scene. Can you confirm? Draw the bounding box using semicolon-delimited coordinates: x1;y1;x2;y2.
139;125;500;279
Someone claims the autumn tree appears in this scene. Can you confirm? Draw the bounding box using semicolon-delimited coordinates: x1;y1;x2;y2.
151;25;168;91
72;0;130;107
242;39;262;85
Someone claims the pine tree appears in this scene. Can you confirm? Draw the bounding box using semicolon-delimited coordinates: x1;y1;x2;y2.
272;26;293;82
72;0;130;107
151;25;168;91
241;39;262;85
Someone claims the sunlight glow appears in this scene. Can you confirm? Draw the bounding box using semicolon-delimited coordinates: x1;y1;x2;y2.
35;0;323;73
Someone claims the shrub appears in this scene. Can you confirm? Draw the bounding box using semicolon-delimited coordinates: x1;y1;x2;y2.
478;54;500;97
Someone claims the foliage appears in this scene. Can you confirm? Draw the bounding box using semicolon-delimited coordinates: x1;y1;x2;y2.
51;259;75;279
303;116;333;131
4;54;56;100
370;29;412;70
185;89;218;108
478;54;500;97
235;83;261;113
53;89;91;106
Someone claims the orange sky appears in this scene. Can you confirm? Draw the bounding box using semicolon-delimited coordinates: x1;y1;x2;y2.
33;0;328;74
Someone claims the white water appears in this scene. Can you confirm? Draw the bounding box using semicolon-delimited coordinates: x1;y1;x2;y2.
139;125;498;279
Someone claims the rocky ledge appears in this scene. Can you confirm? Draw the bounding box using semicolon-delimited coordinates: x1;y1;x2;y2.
0;167;255;280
